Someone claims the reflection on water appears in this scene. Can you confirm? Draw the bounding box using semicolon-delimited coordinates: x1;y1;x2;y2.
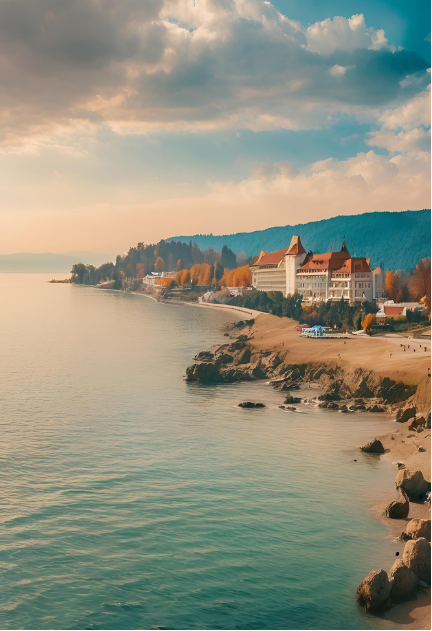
0;275;400;630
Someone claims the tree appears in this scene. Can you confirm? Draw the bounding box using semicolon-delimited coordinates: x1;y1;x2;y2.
385;271;399;301
155;256;165;273
221;245;237;270
409;258;431;310
176;259;182;272
70;263;87;284
362;313;376;335
180;269;191;287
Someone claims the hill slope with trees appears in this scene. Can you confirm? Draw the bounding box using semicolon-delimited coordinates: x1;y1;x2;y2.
168;210;431;271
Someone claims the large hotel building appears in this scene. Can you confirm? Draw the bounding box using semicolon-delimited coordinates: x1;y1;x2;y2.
251;236;383;302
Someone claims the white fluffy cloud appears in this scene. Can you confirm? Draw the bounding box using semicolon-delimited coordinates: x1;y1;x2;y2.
306;13;388;55
0;0;428;150
367;86;431;154
207;150;430;222
377;85;431;130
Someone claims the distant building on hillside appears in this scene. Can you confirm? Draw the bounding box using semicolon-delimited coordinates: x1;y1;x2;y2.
142;271;176;287
376;301;424;319
251;235;381;302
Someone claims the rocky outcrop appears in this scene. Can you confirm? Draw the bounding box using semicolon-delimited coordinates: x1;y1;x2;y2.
361;438;385;454
284;395;302;404
408;416;426;431
367;404;386;413
356;569;392;612
318;401;339;409
402;538;431;582
194;350;214;362
186;341;419;411
403;519;431;542
238;401;265;409
388;560;419;601
313;368;416;404
385;488;409;519
396;406;416;423
186;362;223;382
395;469;431;502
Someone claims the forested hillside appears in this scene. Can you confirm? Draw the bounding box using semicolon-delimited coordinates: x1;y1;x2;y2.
168;210;431;271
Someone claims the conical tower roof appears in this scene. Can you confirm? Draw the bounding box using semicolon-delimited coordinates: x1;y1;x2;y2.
287;235;306;256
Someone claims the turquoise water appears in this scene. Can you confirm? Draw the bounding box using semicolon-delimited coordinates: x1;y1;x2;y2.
0;275;401;630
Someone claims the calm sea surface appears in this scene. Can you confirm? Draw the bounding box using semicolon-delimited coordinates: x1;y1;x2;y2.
0;275;401;630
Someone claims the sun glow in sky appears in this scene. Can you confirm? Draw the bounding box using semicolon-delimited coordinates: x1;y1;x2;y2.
0;0;430;254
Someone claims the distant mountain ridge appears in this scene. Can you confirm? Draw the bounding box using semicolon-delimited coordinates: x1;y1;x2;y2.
168;210;431;271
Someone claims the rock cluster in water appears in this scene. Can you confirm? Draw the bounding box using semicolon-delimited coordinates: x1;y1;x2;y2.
356;537;431;612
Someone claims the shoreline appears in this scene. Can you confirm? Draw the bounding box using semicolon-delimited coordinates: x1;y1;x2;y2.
92;285;431;628
183;311;431;630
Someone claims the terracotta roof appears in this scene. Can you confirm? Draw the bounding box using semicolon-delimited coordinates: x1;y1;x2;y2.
384;305;404;316
299;250;350;272
336;258;372;274
251;247;288;267
287;235;306;256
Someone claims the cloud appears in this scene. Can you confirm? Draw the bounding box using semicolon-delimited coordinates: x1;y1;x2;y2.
2;149;428;254
377;85;431;130
306;13;389;55
367;86;431;154
0;0;429;150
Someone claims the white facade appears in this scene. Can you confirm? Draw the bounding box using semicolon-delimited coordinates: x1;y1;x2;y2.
252;236;377;303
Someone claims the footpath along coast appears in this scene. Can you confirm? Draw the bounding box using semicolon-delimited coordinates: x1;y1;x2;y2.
185;312;431;629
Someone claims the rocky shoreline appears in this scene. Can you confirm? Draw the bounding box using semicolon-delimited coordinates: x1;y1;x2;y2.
185;320;431;627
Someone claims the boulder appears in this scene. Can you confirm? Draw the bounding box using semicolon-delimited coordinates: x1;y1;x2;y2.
404;519;431;542
214;351;234;364
385;488;409;519
185;362;222;382
367;405;386;413
388;560;418;601
396;469;431;501
350;403;367;411
238;401;265;409
396;406;416;423
318;392;342;401
284;395;302;404
318;401;339;409
356;569;393;612
234;346;251;365
408;416;426;431
194;350;214;362
361;438;385;454
403;538;431;582
251;365;268;379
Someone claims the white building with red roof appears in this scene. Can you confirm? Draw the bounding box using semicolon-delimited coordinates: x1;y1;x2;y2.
251;236;380;303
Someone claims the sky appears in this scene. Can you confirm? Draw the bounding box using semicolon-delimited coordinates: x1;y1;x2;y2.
0;0;430;254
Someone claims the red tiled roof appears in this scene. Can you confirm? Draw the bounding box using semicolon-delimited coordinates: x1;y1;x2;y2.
251;247;288;267
299;250;350;272
336;258;372;274
384;306;404;316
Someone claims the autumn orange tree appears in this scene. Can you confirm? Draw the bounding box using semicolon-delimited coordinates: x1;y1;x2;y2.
385;271;399;301
155;278;174;288
176;269;191;287
220;265;252;287
362;313;376;335
409;258;431;310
